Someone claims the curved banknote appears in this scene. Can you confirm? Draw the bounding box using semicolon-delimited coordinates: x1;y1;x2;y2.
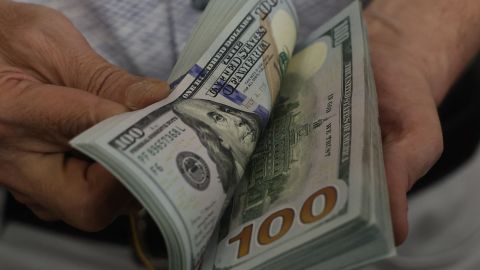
72;0;299;269
72;1;395;269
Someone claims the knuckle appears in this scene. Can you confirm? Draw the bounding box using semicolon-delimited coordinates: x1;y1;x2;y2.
0;68;35;101
86;63;124;95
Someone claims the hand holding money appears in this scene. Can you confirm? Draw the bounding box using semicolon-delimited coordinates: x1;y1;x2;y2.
0;1;168;231
365;0;480;244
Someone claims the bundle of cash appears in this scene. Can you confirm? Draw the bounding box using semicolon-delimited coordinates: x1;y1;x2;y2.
71;1;395;269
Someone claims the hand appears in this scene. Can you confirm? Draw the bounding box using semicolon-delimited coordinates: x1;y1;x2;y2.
364;0;480;245
0;1;169;231
365;17;443;245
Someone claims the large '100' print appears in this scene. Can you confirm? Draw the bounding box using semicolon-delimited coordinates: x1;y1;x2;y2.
217;181;348;264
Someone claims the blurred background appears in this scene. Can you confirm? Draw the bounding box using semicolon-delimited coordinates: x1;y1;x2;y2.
1;0;479;269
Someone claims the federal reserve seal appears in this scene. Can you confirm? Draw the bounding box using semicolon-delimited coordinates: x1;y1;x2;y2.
176;152;210;191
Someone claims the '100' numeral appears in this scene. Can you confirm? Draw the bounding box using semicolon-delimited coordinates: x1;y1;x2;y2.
254;0;279;20
228;186;338;258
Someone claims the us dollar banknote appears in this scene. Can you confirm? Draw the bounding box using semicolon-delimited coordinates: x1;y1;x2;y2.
72;1;394;269
72;0;301;269
198;3;395;269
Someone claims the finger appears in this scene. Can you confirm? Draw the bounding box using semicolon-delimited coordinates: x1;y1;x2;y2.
382;143;411;245
380;101;443;245
77;58;171;110
370;42;444;244
59;161;134;231
0;75;128;143
11;152;135;232
62;51;170;110
378;89;444;189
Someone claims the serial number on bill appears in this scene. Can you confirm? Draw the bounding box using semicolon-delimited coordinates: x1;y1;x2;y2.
137;126;186;163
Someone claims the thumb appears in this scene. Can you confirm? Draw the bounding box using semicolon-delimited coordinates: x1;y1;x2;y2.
67;53;170;110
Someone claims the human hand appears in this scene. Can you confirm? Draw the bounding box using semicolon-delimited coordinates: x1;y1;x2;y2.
365;18;443;245
0;1;169;231
364;0;480;244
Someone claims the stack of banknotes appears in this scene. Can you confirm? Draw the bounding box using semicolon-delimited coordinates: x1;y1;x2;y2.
71;0;395;269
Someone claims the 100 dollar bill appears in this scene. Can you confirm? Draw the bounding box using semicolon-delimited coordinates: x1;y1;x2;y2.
201;3;369;268
72;1;394;269
72;0;299;268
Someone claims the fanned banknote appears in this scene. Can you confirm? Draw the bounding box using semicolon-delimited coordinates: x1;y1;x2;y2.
71;1;395;269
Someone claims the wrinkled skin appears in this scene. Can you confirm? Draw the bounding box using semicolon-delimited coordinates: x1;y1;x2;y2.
365;16;443;244
0;1;168;231
365;0;480;244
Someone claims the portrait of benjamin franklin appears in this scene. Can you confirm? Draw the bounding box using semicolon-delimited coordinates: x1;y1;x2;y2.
172;99;261;193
